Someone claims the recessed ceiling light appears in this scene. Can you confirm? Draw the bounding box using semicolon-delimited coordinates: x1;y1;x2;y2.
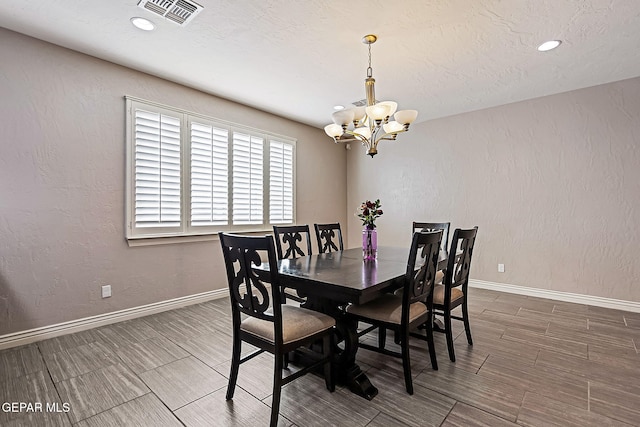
333;105;345;110
537;40;561;52
131;17;155;31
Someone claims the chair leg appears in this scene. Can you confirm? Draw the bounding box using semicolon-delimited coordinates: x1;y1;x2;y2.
323;334;335;392
444;311;456;362
400;327;413;395
283;352;289;369
270;353;284;427
378;327;386;349
226;333;241;400
425;313;438;370
462;300;473;345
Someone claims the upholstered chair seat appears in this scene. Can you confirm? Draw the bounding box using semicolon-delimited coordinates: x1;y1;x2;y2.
347;296;427;325
433;285;463;306
242;305;336;344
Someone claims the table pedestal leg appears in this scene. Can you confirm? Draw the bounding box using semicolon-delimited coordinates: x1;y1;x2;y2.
433;317;445;332
303;297;378;400
344;364;378;400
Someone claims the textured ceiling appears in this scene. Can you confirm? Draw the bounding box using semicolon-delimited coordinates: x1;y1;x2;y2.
1;1;640;128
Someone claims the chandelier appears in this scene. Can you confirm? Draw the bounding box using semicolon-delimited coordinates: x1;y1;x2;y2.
324;34;418;157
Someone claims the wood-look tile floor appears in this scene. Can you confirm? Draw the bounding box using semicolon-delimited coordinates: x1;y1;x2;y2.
1;288;639;426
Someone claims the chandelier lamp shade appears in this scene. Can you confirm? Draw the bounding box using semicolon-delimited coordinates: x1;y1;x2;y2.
324;34;418;157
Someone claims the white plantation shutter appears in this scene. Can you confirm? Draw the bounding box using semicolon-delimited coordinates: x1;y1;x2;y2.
133;108;181;228
232;132;264;224
190;122;229;226
269;140;294;223
126;97;296;241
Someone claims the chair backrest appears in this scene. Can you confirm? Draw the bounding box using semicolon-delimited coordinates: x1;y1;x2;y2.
401;230;443;323
219;232;283;333
412;221;450;252
273;225;313;260
443;227;478;294
314;223;344;253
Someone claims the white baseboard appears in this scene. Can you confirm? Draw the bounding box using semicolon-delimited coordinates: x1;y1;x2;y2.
3;281;638;351
469;279;640;313
0;289;229;351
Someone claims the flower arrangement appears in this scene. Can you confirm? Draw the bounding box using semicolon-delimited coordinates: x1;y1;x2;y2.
358;199;383;230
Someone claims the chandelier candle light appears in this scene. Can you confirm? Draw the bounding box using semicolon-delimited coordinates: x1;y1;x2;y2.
324;35;418;157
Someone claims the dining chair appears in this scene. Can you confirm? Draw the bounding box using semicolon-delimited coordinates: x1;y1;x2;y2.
433;226;478;362
346;230;442;394
412;221;450;282
273;225;313;303
219;232;335;427
314;223;344;253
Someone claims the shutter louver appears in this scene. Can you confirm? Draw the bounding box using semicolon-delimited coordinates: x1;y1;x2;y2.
232;132;263;225
134;109;181;228
190;122;229;226
269;140;294;223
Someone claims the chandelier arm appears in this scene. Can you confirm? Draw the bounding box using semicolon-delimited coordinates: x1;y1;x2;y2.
379;128;408;139
333;136;359;143
370;125;385;140
344;130;372;148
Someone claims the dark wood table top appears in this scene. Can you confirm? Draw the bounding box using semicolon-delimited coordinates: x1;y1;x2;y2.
270;246;447;305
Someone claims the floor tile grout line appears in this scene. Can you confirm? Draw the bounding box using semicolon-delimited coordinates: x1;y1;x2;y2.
475;353;489;374
362;409;384;427
36;342;74;426
437;400;457;427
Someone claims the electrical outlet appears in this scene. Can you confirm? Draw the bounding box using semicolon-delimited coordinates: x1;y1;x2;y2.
101;285;112;298
498;264;505;273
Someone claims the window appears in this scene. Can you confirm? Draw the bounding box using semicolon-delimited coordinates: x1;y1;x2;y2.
125;97;296;242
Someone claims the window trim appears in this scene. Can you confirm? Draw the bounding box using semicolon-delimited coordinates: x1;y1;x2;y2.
125;96;296;244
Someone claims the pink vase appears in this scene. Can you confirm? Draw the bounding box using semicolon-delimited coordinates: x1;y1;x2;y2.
362;228;377;261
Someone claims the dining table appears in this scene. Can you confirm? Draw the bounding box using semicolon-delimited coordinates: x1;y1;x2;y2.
267;245;449;400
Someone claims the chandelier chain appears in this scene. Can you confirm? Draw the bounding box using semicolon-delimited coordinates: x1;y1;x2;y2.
367;43;372;78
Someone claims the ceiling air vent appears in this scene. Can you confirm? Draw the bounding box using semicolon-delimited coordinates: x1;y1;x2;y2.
352;99;379;107
137;0;203;26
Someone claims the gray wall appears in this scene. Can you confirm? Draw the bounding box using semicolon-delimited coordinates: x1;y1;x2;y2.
347;77;640;302
0;28;347;335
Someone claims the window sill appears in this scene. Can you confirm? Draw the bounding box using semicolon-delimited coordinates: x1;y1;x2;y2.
126;229;275;247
